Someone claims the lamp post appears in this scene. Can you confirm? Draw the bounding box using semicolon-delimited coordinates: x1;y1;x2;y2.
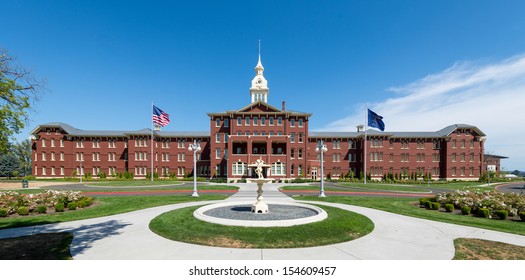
315;140;328;197
79;157;83;184
188;140;201;197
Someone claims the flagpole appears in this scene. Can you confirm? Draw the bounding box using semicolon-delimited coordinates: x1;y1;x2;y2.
151;101;154;182
364;105;368;185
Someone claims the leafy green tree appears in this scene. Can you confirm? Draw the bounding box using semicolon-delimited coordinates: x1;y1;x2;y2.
1;48;45;153
12;139;32;176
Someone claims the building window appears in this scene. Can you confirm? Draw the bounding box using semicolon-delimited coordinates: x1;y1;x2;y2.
215;118;221;127
298;149;303;159
452;167;457;176
461;139;465;148
298;165;303;176
41;139;46;147
298;119;303;127
452;140;457;149
277;117;283;126
237;117;242;126
461;153;465;162
232;162;247;176
298;133;303;143
261;117;266;125
291;148;295;158
433;140;441;149
215;149;221;159
291;164;295;175
253;117;258;126
50;139;55;147
349;139;356;149
290;119;295;127
290;133;295;142
452;153;456;162
271;162;286;175
245;117;250;126
216;133;221;143
224;133;228;143
269;117;274;126
333;140;341;149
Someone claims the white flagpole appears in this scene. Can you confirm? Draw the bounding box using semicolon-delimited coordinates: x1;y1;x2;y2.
151;102;154;182
364;105;368;184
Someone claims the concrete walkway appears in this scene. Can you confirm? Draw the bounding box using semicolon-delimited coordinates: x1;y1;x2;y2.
1;183;524;259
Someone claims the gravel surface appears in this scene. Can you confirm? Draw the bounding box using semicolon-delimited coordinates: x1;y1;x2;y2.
203;204;318;221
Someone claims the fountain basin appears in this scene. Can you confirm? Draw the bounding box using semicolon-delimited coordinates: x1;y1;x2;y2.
193;201;327;227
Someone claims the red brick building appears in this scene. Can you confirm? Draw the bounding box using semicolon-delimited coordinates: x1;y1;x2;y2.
30;55;487;181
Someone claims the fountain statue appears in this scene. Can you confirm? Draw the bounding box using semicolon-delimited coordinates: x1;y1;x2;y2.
247;158;272;213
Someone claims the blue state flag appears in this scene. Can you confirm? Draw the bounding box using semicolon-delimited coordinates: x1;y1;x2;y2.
368;109;385;131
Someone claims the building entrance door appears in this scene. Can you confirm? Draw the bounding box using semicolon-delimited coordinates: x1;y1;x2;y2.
311;166;317;180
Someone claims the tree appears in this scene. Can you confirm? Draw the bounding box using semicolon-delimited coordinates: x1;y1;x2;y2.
12;139;32;176
0;48;45;153
0;154;18;179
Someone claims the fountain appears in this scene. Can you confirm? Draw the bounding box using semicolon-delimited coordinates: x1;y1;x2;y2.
247;158;272;213
192;158;327;227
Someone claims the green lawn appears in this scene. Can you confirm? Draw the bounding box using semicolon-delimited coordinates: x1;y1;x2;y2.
337;182;494;192
0;194;227;230
85;180;184;187
149;205;374;248
295;196;525;236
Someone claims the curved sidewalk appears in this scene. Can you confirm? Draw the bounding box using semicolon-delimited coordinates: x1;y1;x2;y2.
0;183;524;259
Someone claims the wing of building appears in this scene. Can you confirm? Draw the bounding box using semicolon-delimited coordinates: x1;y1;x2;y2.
30;54;490;181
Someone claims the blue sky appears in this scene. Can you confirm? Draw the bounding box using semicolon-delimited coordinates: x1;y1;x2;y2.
2;0;525;170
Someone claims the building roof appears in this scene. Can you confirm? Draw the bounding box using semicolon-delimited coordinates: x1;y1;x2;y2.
30;123;209;138
484;154;509;159
310;124;485;139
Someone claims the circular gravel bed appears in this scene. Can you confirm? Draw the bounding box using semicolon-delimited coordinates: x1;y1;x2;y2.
193;201;328;227
204;204;318;221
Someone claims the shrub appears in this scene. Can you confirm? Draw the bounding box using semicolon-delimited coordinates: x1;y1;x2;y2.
55;203;65;212
419;198;430;207
445;204;454;212
17;206;29;215
461;206;471;215
36;205;47;214
494;210;508;220
67;202;78;210
77;200;87;208
477;208;490;218
0;208;8;217
430;202;440;210
519;212;525;221
424;201;432;209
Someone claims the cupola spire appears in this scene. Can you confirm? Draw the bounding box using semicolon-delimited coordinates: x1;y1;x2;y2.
250;40;269;103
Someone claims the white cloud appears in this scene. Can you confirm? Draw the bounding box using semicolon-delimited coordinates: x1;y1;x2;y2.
323;54;525;170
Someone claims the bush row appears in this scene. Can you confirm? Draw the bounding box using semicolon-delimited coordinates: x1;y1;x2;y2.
419;196;525;221
0;190;94;217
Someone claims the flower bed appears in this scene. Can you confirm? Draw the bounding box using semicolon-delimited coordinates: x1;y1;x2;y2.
0;190;93;217
431;190;525;220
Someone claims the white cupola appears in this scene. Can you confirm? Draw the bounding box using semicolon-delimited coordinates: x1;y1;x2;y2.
250;42;269;103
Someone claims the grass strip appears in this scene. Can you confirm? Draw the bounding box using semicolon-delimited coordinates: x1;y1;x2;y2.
454;238;525;260
295;196;525;236
0;232;73;260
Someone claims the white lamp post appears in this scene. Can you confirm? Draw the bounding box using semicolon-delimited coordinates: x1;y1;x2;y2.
315;140;328;197
79;156;83;184
188;140;201;197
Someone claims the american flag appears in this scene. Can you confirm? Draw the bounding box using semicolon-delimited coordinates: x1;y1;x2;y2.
152;105;170;127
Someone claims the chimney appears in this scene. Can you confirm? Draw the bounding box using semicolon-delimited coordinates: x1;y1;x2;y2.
357;125;364;132
282;101;286;111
